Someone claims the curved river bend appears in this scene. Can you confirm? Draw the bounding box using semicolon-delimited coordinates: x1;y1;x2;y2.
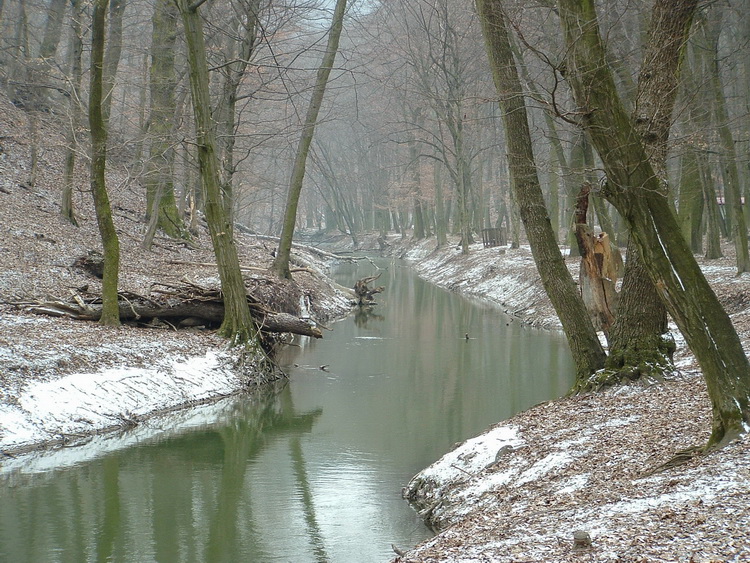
0;258;574;562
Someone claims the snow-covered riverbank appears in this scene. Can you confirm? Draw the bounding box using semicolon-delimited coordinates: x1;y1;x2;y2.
384;237;750;562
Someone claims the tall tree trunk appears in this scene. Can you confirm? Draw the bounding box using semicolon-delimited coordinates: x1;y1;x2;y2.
705;4;749;273
177;0;257;345
61;0;84;226
476;0;607;383
558;0;750;446
214;0;261;224
101;0;124;126
89;0;120;326
604;0;694;383
143;0;187;246
39;0;67;60
272;0;347;279
677;148;704;254
434;162;448;247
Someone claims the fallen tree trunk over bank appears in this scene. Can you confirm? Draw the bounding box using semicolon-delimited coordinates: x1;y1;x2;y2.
26;284;323;339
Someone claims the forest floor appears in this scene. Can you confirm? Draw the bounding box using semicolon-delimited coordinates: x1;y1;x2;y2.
374;236;750;562
0;94;354;458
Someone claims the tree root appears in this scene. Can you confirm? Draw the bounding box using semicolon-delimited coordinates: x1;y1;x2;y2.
641;446;703;477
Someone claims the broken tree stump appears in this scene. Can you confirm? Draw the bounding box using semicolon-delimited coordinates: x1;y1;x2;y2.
353;274;384;307
574;184;620;337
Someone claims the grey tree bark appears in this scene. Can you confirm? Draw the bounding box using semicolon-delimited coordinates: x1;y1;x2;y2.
143;0;188;247
177;0;258;345
89;0;121;326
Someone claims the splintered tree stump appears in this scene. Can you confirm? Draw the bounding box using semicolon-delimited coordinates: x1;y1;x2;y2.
353;274;384;306
574;184;620;336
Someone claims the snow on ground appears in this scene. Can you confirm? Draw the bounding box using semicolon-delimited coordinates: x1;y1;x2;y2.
0;348;237;452
388;236;750;563
397;239;572;329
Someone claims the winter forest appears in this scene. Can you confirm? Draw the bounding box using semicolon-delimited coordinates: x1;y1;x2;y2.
2;0;746;251
2;0;750;559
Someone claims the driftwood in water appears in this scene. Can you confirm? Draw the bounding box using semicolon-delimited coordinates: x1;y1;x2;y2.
574;184;619;336
353;274;384;306
27;283;323;338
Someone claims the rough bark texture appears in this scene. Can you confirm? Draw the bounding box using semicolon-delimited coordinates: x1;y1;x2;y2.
89;0;121;327
677;148;704;254
573;185;618;338
603;0;698;386
178;0;258;346
28;295;322;339
477;0;606;383
558;0;750;445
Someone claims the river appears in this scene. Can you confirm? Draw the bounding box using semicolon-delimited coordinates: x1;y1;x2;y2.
0;258;574;562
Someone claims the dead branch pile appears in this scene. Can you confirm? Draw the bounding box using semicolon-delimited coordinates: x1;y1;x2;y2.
22;280;323;339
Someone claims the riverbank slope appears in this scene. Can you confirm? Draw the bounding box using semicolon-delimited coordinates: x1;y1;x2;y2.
0;95;354;457
384;236;750;562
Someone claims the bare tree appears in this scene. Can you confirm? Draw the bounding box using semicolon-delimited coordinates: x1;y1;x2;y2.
557;0;750;446
476;0;607;383
89;0;121;326
272;0;348;279
177;0;258;345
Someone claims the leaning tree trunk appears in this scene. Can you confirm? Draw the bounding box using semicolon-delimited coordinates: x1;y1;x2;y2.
272;0;347;279
558;0;750;446
178;0;258;346
476;0;607;383
89;0;121;326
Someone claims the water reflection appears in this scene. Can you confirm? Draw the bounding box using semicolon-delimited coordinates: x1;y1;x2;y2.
0;386;333;562
0;258;575;562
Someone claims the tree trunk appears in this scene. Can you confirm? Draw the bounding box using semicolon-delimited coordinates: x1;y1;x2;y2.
39;0;67;60
677;148;704;254
705;4;750;273
101;0;124;126
61;0;83;226
177;0;258;346
574;185;618;339
273;0;347;279
89;0;121;326
476;0;607;383
143;0;187;245
214;0;261;223
558;0;750;446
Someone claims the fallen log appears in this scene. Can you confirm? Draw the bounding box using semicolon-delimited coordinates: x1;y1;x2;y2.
27;286;323;339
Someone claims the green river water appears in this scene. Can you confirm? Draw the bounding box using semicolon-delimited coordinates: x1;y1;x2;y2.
0;258;574;562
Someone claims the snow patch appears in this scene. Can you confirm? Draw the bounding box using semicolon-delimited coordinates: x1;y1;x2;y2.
0;351;240;452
